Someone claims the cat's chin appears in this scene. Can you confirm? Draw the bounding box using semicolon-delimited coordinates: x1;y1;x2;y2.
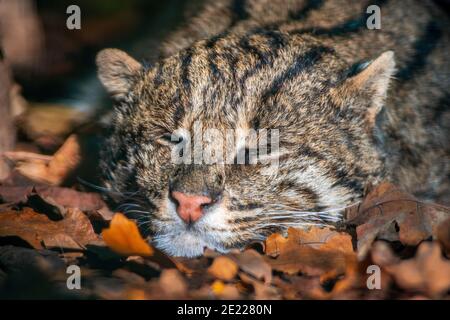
152;231;229;258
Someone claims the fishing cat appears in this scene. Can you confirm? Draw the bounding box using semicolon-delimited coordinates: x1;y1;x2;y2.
96;0;449;257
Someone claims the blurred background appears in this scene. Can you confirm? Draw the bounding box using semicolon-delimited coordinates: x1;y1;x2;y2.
0;0;196;185
8;0;191;102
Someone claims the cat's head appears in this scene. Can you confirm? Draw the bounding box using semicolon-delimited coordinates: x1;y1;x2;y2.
96;31;395;257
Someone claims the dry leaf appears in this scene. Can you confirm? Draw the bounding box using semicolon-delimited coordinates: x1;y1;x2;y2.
370;241;399;267
385;242;450;298
159;269;187;297
266;226;353;256
208;256;238;281
272;275;323;300
0;207;98;249
1;174;448;299
264;227;355;277
0;185;113;220
5;134;81;185
238;272;280;300
437;218;450;256
102;213;154;257
231;249;272;284
346;182;450;259
101;213;192;274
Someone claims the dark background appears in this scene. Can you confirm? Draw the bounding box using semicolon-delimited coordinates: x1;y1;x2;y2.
5;0;450;105
19;0;192;103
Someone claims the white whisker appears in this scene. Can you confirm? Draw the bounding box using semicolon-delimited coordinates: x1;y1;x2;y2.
127;209;152;215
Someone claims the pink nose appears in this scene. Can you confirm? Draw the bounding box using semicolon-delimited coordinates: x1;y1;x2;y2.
171;191;212;224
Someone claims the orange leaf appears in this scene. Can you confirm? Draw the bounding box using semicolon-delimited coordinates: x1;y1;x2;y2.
208;256;238;281
211;280;225;295
102;213;154;257
264;227;355;276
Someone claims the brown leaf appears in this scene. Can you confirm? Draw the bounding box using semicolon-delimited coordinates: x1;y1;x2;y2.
158;269;188;298
272;275;323;300
370;241;399;267
5;134;81;185
264;227;355;277
266;226;353;256
231;249;272;284
437;218;450;256
238;272;280;300
0;207;98;250
264;227;361;299
346;182;450;259
0;185;113;220
208;256;238;281
385;242;450;298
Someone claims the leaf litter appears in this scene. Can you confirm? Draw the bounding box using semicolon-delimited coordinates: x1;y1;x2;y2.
0;134;449;299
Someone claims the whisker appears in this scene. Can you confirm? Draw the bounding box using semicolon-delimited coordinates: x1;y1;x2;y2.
252;221;327;230
116;203;142;212
126;209;153;215
260;215;335;223
77;177;143;198
261;210;343;220
77;177;116;193
264;201;360;215
137;220;152;227
135;215;150;220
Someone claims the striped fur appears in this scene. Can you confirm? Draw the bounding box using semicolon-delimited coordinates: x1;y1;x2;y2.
97;0;449;257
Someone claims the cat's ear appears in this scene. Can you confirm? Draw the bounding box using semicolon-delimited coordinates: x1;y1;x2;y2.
96;48;142;98
334;51;396;127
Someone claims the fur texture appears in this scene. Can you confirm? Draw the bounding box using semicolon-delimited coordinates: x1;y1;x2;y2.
96;0;449;257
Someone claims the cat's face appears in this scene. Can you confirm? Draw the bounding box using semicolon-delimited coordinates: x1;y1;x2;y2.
97;32;395;257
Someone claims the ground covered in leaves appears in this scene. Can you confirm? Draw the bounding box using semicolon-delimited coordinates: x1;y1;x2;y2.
0;134;449;300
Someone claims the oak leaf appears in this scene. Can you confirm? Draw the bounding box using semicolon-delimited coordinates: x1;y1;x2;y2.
0;185;113;220
264;227;355;276
0;207;98;249
345;182;450;259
